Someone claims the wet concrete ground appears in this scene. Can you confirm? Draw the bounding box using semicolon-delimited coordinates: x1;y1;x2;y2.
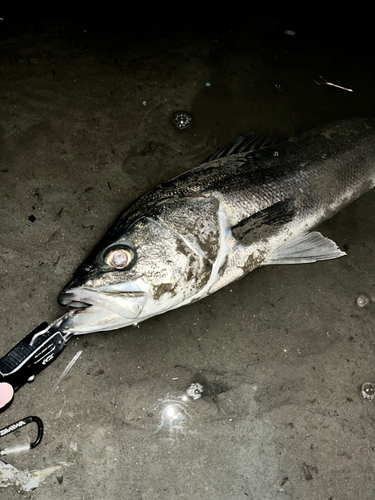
1;9;375;499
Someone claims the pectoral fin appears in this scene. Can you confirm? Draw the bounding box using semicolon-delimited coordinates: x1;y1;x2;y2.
232;199;296;245
265;231;346;265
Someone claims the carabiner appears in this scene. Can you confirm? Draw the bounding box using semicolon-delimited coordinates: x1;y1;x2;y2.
0;415;44;455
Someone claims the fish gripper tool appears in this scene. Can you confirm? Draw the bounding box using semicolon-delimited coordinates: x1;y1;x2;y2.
0;313;75;393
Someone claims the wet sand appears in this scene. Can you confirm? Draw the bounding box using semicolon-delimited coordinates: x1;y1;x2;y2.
1;9;375;499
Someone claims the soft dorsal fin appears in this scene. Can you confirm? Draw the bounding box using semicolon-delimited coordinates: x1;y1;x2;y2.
202;132;281;164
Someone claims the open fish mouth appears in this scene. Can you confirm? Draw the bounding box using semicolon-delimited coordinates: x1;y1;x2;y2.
64;300;91;309
58;280;149;334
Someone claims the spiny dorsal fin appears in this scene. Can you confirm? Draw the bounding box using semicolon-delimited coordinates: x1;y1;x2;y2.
202;132;281;164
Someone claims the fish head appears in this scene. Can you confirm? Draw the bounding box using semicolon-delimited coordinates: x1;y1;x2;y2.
58;197;222;334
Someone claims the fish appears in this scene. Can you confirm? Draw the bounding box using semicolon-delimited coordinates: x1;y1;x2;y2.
58;118;375;334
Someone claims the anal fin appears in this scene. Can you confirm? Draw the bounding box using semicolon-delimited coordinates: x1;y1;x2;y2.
265;231;346;265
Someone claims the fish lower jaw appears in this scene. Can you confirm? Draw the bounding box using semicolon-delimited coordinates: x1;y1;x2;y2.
60;307;138;334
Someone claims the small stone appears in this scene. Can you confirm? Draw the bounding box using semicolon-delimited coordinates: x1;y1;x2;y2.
69;441;78;452
186;382;203;399
357;295;370;307
361;382;375;400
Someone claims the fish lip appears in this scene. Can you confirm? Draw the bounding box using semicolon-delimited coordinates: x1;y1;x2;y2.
58;281;149;320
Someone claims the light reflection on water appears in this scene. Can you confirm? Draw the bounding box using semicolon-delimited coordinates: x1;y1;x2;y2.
153;393;194;437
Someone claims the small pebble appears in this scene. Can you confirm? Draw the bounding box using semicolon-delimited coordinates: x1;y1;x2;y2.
357;295;370;307
186;382;203;400
361;382;375;400
69;441;78;452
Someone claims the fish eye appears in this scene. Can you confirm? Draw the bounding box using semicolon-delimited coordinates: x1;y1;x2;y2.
105;246;135;270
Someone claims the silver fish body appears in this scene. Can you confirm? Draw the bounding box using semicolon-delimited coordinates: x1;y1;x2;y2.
58;118;375;334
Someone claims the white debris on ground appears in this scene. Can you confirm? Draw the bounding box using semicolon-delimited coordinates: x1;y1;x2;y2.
0;460;61;492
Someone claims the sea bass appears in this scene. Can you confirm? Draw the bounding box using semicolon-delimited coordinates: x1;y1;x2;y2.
58;118;375;334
